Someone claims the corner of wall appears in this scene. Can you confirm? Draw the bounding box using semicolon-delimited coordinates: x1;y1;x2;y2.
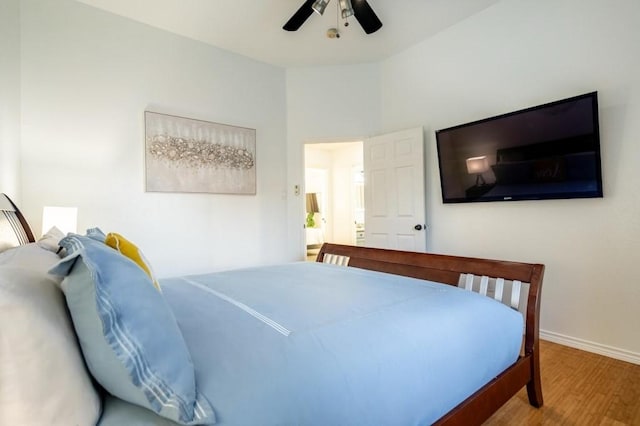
0;0;21;200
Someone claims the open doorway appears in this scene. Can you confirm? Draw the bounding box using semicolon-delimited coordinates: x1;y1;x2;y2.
304;142;364;261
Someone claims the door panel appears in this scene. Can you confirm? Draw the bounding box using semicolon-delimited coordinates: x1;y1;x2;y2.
368;233;389;248
397;234;417;251
396;166;415;216
363;127;426;252
370;169;387;216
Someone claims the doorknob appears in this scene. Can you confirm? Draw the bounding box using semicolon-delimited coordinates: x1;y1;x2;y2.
414;224;423;231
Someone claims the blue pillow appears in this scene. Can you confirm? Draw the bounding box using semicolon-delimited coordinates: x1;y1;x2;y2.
61;227;107;256
50;235;215;425
86;227;107;242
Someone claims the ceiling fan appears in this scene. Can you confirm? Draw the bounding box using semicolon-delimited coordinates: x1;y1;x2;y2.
283;0;383;35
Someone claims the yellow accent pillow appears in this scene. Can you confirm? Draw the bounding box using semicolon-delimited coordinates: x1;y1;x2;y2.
105;233;161;291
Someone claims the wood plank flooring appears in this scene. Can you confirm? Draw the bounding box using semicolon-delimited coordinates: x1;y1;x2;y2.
485;340;640;425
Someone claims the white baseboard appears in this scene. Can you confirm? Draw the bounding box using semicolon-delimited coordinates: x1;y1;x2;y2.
540;329;640;365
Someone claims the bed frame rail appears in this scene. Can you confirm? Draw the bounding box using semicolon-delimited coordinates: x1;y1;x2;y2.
317;243;544;425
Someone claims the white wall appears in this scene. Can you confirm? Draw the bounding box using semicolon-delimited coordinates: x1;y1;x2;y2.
18;0;289;277
286;64;381;258
380;0;640;358
0;0;21;199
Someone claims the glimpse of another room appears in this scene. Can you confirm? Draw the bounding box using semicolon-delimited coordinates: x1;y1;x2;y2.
304;142;364;261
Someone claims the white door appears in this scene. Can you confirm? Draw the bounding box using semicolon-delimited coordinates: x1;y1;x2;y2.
363;127;426;252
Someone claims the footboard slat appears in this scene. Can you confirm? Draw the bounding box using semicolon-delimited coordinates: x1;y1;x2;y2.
464;273;474;291
458;274;529;319
511;280;522;310
495;278;505;302
479;275;489;296
322;253;350;266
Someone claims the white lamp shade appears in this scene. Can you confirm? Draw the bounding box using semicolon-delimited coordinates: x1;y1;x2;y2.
466;156;490;174
42;206;78;236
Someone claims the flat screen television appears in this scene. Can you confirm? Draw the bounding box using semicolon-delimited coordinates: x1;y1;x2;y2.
435;92;603;203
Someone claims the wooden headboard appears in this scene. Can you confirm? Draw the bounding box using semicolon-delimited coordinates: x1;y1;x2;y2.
0;193;35;252
316;242;545;425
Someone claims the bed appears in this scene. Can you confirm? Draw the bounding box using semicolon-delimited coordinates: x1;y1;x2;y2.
0;193;544;425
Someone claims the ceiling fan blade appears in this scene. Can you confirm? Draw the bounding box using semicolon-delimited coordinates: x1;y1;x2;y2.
283;0;316;31
352;0;382;34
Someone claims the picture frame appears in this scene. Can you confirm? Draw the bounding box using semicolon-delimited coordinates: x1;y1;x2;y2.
144;111;256;194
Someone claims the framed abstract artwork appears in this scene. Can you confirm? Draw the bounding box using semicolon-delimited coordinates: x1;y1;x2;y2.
144;111;256;194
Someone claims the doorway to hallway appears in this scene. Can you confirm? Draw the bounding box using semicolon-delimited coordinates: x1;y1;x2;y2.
304;141;364;260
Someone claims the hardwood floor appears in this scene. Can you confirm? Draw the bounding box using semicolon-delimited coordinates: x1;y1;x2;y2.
485;340;640;425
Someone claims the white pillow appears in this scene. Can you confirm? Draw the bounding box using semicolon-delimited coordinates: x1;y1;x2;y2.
0;242;63;274
36;226;65;254
0;244;101;426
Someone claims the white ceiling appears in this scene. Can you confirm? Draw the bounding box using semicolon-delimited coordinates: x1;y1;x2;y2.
75;0;500;68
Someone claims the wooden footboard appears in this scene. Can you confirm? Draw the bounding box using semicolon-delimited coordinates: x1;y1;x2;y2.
316;243;544;425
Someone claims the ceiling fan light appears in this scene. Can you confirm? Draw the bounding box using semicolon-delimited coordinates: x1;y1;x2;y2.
339;0;354;19
312;0;330;15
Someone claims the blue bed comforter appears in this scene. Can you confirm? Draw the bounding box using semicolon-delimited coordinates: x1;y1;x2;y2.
100;261;523;425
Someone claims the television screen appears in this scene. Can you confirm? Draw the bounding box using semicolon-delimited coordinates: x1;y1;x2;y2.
435;92;603;203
